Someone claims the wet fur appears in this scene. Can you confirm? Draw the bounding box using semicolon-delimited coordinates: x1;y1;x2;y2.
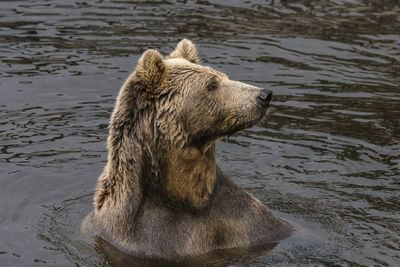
88;39;292;259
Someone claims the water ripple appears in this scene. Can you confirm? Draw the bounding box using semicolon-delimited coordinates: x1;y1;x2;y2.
1;0;399;266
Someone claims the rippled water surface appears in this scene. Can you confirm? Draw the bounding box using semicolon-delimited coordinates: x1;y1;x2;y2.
1;0;399;266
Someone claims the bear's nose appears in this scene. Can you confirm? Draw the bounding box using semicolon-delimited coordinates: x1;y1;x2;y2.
257;89;273;107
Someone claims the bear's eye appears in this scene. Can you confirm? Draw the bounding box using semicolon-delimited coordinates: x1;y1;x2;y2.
207;81;219;91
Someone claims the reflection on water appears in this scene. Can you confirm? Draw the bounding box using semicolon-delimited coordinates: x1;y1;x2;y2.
94;235;278;266
0;0;399;266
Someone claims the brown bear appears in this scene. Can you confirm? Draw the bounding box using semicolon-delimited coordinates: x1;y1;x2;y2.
84;39;293;259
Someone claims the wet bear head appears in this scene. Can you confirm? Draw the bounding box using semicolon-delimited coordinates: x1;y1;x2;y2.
136;39;272;151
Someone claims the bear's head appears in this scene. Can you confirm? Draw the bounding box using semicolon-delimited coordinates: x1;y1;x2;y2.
134;40;272;149
96;39;272;213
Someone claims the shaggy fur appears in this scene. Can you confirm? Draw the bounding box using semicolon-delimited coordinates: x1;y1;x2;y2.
86;39;292;259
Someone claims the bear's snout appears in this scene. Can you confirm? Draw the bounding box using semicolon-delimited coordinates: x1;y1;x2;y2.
257;89;273;108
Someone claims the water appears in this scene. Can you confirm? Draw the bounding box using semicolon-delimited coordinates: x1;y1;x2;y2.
0;0;399;266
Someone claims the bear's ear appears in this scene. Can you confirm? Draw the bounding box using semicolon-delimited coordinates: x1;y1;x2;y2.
135;49;167;95
167;39;199;64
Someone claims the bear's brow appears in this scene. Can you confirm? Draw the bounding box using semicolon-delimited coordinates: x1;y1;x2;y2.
169;66;225;78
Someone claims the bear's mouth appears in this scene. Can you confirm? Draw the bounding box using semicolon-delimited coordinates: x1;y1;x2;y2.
192;113;266;153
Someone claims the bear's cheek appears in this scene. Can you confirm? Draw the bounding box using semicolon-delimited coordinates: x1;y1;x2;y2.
180;101;218;127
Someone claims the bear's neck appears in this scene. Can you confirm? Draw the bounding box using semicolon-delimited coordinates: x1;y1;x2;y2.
162;143;217;212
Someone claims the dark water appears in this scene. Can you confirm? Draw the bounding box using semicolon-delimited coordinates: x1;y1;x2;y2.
1;0;399;266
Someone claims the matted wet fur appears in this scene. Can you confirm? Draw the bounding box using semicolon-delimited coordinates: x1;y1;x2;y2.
83;39;293;259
